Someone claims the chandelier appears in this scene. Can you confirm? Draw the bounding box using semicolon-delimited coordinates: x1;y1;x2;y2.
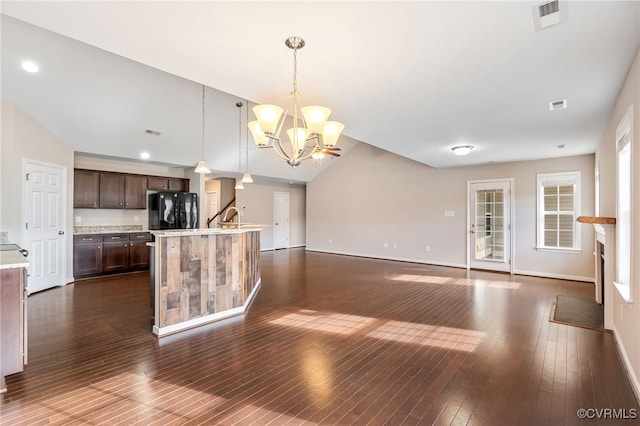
248;37;343;168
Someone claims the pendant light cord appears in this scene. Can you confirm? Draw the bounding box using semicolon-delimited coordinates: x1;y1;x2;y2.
201;85;205;159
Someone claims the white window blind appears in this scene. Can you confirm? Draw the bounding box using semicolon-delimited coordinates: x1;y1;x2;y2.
537;172;581;250
616;135;631;286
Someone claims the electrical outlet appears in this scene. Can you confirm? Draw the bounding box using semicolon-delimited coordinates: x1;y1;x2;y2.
134;216;139;222
75;216;81;223
425;245;431;252
383;242;389;248
393;243;397;249
444;210;455;217
329;238;332;244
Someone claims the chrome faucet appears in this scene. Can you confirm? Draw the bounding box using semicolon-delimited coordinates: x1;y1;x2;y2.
222;207;240;227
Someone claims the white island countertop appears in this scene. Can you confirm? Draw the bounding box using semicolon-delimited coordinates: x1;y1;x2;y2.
150;225;266;237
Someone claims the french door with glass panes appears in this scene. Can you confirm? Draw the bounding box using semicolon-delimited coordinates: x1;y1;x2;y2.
468;180;512;272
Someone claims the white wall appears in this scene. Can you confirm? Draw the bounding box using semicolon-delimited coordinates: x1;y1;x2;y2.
1;101;75;283
236;180;306;250
596;47;640;397
307;144;595;282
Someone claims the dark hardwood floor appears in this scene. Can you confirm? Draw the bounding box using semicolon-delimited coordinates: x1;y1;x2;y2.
1;249;637;425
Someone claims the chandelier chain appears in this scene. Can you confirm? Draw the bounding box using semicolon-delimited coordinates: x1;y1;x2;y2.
292;46;298;94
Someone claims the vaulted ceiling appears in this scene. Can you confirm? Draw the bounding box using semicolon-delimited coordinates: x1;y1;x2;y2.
2;1;639;182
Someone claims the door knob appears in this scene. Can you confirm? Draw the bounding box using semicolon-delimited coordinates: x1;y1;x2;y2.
58;230;65;235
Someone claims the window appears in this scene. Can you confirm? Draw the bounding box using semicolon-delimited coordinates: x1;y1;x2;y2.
537;171;581;251
615;105;633;303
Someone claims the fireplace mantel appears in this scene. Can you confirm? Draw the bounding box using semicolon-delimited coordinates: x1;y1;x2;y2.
577;216;616;225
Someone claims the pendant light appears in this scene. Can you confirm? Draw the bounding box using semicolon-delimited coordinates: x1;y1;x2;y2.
194;85;211;174
234;102;245;190
241;100;254;183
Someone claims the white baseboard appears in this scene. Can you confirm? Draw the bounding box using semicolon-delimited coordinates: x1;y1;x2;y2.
612;326;640;405
261;244;306;252
513;269;594;283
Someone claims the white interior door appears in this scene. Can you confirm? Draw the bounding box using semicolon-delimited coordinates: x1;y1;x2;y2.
273;191;290;250
24;160;66;294
206;191;218;227
468;180;512;273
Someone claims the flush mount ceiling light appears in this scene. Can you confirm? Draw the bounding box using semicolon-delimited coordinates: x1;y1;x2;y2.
451;145;474;156
21;60;39;73
248;37;343;168
194;85;211;174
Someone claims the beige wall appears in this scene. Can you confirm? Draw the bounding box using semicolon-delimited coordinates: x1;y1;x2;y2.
236;180;306;250
1;101;75;283
307;143;595;282
596;47;640;396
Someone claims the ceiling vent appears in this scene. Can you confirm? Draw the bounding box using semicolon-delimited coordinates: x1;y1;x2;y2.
532;0;568;31
549;99;568;111
145;129;162;136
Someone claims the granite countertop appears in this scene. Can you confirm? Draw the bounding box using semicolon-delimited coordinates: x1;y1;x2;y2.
0;250;29;270
74;225;147;235
151;225;266;237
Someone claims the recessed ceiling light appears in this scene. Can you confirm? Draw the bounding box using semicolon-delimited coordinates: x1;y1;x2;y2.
140;152;150;160
451;145;474;156
557;144;566;149
21;60;39;73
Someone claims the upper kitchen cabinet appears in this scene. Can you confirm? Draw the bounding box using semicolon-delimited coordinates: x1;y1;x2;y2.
99;173;125;208
148;176;189;192
73;169;99;208
124;175;147;209
100;173;147;209
74;169;188;209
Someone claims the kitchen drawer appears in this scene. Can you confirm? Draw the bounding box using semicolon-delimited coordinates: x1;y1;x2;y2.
103;234;129;242
74;235;101;244
129;232;152;242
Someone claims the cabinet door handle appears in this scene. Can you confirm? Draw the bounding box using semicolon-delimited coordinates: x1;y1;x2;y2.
130;242;134;247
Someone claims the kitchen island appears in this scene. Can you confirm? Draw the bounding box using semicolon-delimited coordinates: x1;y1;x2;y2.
149;226;262;337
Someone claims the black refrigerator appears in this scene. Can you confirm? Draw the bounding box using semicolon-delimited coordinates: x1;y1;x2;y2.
148;192;198;230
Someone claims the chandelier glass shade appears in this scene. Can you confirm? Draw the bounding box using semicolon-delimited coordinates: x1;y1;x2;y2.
194;85;211;174
248;37;344;168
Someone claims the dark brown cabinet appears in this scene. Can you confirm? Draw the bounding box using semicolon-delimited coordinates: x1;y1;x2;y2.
73;235;102;276
102;234;130;273
129;233;153;269
148;176;189;192
98;173;148;209
74;233;152;278
169;178;189;192
1;267;27;392
124;175;147;209
73;170;99;208
74;169;188;209
99;173;125;208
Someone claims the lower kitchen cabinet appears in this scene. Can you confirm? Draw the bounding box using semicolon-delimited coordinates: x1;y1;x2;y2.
102;234;130;273
129;233;152;269
73;235;102;276
1;267;27;392
73;233;152;278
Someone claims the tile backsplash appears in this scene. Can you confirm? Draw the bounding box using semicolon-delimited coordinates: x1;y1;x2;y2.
74;208;148;229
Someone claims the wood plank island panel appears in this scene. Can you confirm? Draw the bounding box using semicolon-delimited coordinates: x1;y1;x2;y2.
153;228;262;337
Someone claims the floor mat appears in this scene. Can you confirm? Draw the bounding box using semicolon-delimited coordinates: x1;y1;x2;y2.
550;294;606;331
